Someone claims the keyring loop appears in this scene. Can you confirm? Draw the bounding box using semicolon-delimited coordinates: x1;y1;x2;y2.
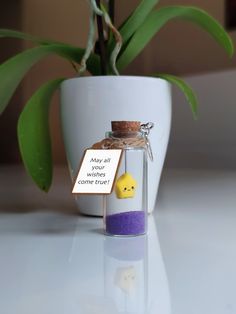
140;122;154;161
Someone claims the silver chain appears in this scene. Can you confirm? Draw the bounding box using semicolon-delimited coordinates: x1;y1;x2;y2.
140;122;154;161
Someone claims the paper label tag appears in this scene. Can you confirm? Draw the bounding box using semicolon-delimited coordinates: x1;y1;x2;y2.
72;149;123;194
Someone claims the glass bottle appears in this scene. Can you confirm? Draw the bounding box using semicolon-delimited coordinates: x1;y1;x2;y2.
102;121;153;237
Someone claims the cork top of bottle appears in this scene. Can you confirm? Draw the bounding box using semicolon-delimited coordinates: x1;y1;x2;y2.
111;121;141;133
91;121;147;149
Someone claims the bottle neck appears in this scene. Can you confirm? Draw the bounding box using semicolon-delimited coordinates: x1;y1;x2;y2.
108;131;143;139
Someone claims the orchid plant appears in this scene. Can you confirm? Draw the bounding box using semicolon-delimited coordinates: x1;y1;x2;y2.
0;0;234;191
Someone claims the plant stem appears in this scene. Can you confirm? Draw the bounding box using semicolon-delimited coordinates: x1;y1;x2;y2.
95;0;107;75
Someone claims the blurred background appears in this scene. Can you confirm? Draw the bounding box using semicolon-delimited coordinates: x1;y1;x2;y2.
0;0;236;190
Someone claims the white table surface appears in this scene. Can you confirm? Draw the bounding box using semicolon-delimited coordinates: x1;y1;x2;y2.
0;166;236;314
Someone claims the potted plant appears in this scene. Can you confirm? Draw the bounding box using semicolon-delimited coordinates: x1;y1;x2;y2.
0;0;233;216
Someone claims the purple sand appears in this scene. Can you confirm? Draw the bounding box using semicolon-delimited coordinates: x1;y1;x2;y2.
106;211;146;236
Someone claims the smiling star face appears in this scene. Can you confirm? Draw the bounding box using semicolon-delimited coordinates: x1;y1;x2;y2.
115;172;137;199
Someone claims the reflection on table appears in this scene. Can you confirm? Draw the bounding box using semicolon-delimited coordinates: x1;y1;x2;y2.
0;213;171;314
70;216;171;314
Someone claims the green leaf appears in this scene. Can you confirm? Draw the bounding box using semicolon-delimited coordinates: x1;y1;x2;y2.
108;0;159;52
0;44;100;114
118;6;234;71
0;28;59;45
119;0;159;41
154;73;198;119
17;78;64;191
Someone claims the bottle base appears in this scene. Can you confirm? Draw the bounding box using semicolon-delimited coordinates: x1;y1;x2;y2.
105;210;146;237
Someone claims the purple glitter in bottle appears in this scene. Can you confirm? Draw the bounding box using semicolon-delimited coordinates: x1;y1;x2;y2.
106;211;146;236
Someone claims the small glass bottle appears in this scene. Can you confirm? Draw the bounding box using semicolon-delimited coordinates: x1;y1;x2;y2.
102;121;152;237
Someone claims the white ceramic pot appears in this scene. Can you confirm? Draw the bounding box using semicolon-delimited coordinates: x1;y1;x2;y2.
60;76;171;216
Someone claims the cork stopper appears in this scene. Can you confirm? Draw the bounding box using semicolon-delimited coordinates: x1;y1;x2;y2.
111;121;141;133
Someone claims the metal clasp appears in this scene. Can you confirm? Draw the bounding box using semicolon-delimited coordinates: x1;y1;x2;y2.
140;122;154;161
